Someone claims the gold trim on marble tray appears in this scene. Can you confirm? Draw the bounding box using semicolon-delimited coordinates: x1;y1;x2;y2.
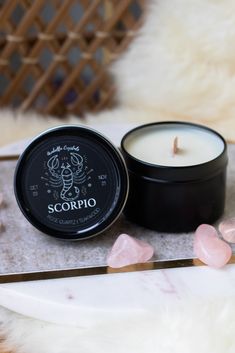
1;256;235;283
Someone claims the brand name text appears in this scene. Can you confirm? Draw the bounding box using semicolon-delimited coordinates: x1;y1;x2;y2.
47;145;80;156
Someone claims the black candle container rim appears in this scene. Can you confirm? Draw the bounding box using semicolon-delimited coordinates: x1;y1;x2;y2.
121;121;228;182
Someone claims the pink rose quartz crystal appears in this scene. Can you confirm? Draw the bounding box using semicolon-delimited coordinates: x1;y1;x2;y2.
194;224;232;268
219;218;235;243
107;233;154;268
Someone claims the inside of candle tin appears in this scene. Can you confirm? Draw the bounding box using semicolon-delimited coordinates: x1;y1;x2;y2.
123;123;225;167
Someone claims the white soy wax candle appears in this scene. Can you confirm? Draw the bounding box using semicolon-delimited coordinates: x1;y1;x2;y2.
121;122;228;233
123;123;225;167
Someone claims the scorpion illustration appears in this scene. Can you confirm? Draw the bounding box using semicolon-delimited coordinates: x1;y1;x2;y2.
47;152;87;202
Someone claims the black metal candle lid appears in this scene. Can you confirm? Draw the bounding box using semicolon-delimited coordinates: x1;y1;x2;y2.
14;126;129;240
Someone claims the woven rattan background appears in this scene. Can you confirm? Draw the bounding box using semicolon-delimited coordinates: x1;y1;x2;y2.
0;0;145;117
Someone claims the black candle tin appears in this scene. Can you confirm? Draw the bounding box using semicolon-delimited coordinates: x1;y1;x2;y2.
15;122;228;238
121;122;228;233
14;126;129;240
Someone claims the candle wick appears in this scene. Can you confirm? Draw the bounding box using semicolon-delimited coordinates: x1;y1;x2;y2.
172;136;179;156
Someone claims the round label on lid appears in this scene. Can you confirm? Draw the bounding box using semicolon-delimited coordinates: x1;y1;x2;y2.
14;126;129;240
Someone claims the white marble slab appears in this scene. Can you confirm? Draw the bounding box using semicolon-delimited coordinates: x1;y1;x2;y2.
0;264;235;326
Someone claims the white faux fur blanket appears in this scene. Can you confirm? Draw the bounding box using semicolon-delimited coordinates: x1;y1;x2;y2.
1;299;235;353
111;0;235;143
2;0;235;351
